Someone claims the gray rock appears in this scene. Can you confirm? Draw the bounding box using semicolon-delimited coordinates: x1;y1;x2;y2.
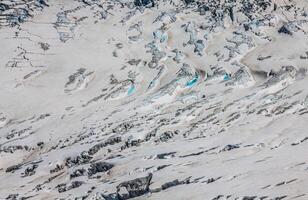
278;25;293;35
57;181;83;193
6;164;22;173
161;177;190;190
116;173;152;199
134;0;154;8
220;144;240;152
88;136;121;155
70;168;86;179
65;151;93;167
88;162;114;176
22;164;38;177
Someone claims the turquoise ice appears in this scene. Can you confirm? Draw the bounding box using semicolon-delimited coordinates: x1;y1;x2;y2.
186;73;199;87
223;73;231;81
127;84;136;95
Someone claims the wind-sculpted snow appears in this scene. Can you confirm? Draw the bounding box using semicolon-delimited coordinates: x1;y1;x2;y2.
1;0;308;199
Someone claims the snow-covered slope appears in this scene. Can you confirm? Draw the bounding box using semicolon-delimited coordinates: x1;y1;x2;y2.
1;0;308;199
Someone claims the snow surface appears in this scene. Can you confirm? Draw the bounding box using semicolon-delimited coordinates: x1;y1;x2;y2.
0;0;308;199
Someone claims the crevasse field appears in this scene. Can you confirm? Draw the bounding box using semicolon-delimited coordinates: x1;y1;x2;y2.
0;0;308;199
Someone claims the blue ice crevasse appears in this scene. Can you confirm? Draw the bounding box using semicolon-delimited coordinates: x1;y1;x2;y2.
186;73;199;87
127;84;136;96
223;73;231;81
